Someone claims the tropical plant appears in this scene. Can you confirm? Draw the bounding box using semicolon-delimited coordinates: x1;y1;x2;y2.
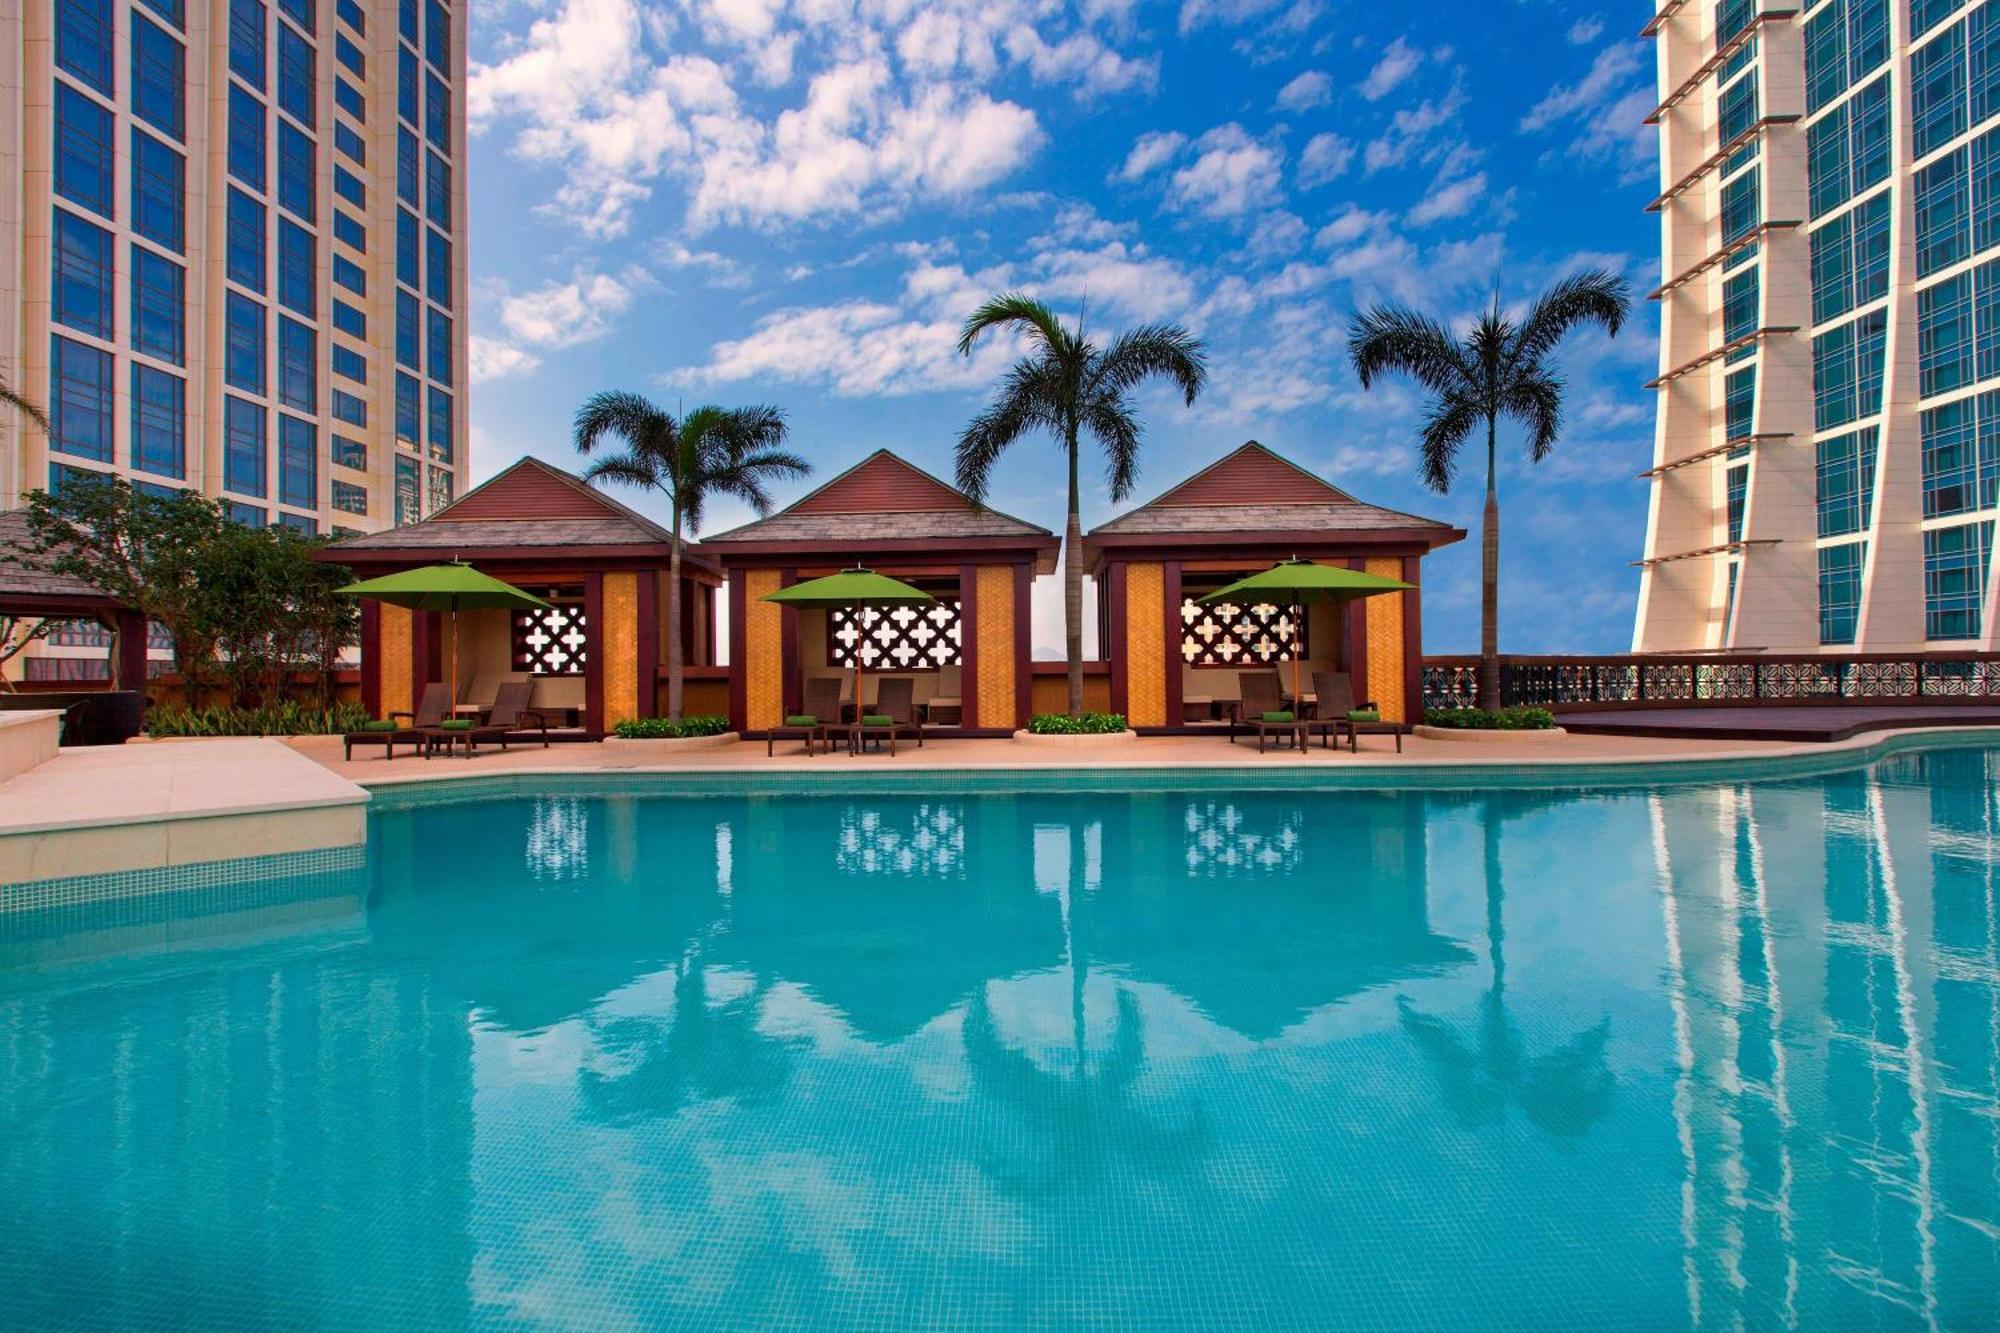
572;392;810;720
0;371;50;436
1347;270;1631;710
1026;711;1127;734
955;295;1207;716
610;715;731;739
143;700;371;737
1421;705;1558;730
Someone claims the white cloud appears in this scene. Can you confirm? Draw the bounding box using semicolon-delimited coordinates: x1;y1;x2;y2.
1364;83;1466;172
1359;37;1423;101
1167;124;1285;218
1567;15;1605;45
499;270;642;348
1406;169;1487;226
1295;132;1354;188
1117;129;1187;181
1177;0;1313;35
470;336;543;383
1274;69;1332;112
1520;43;1657;183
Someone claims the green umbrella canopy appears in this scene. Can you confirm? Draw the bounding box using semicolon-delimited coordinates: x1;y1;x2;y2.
338;563;550;612
761;567;934;608
1197;558;1411;604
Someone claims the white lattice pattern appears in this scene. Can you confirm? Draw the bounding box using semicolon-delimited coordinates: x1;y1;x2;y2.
1180;598;1306;666
829;602;963;669
513;605;588;674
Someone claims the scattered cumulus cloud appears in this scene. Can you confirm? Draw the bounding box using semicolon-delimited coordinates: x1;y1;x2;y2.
1359;37;1423;101
1296;132;1355;188
1167;124;1285;217
1520;42;1658;184
1117;130;1188;181
1274;69;1333;112
1567;16;1606;45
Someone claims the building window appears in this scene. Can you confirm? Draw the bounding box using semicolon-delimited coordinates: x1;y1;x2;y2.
332;434;367;470
229;502;267;526
1725;463;1749;543
397;209;421;287
229;0;266;88
278;0;314;29
425;71;450;148
333;164;365;209
396;291;420;369
277;120;315;222
132;245;186;366
131;14;185;140
1725;366;1755;442
332;479;368;514
131;364;186;480
426;228;452;304
1807;74;1891;219
1816;425;1879;538
1925;520;1994;639
228;84;267;190
1818;542;1866;645
1923;396;1979;517
50;335;114;462
333;209;366;252
427;309;453;387
331;342;366;382
1811;189;1891;322
331;387;367;427
1914;18;1970;159
395;454;421;524
397;127;420;205
333;299;366;337
1813;308;1887;429
428;464;454;513
52;209;114;340
279;413;317;509
332;253;366;295
277;24;315;130
427;387;453;461
131;128;185;253
1917;146;1970;276
395;372;420;443
1720;166;1759;245
227;188;266;292
225;395;267;497
426;0;451;72
333;119;365;166
1722;265;1759;350
399;47;419;126
57;0;116;96
278;316;317;411
1920;272;1975;397
277;513;319;535
334;77;365;122
1916;0;1970;41
277;218;316;317
54;83;114;219
226;292;267;393
337;0;364;32
335;33;364;77
400;0;418;43
426;151;451;228
1718;68;1758;145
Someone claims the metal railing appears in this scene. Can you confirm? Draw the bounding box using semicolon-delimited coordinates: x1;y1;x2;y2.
1421;653;2000;712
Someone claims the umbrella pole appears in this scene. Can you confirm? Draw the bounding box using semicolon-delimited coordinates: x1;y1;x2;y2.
852;601;864;752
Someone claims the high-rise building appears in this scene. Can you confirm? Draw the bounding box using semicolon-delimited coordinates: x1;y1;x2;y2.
1636;0;2000;652
0;0;467;534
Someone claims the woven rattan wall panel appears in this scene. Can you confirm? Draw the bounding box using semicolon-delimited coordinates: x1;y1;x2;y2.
1364;557;1406;723
602;572;639;727
976;565;1016;729
744;569;784;731
1124;562;1167;728
379;603;413;719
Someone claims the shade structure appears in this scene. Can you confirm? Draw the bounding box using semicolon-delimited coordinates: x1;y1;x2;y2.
338;563;549;711
1197;559;1413;711
763;567;933;731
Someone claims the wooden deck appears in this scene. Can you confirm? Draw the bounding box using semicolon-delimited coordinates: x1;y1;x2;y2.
1557;705;2000;743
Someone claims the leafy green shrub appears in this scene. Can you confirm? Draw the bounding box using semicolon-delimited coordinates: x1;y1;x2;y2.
144;701;372;737
1422;706;1559;731
611;715;731;739
1027;711;1128;735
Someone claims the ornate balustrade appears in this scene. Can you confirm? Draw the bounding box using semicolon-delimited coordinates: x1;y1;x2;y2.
1421;654;2000;712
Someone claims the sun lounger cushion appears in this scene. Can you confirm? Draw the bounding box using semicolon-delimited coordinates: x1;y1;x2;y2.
359;720;400;731
1347;709;1381;722
439;719;475;730
1260;710;1295;723
860;714;893;726
784;714;818;727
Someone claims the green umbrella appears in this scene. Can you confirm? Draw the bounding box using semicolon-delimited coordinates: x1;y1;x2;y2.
1198;558;1411;709
763;567;932;725
339;562;549;711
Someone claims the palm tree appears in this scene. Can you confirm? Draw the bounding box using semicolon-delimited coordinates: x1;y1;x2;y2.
573;392;809;720
956;295;1207;716
1347;270;1630;710
1;372;50;434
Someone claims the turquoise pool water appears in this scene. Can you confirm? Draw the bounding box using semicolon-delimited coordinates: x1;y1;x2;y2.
3;749;2000;1329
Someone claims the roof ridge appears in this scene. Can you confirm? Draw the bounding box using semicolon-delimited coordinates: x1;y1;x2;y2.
434;456;678;542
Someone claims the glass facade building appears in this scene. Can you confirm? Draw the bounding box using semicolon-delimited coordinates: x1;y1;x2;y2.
1638;0;2000;650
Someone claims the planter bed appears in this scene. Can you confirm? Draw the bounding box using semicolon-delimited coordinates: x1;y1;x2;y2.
1012;728;1139;745
1412;724;1567;743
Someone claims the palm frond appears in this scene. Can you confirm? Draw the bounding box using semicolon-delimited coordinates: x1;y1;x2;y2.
1502;368;1564;462
1346;306;1471;396
1082;397;1144;502
956;358;1060;503
1092;324;1208;406
1418;392;1481;494
1509;268;1631;369
957;292;1073;361
581;452;664;492
0;377;51;434
572;389;674;459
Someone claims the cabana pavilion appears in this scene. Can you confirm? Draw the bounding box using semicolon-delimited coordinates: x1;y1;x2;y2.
1082;442;1464;732
320;457;722;734
702;450;1059;737
0;508;149;688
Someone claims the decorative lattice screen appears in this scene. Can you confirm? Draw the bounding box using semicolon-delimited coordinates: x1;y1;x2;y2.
1179;597;1306;666
512;604;588;674
829;602;962;669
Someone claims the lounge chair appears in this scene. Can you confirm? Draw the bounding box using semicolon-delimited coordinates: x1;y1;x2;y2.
1229;671;1302;752
852;677;923;755
1309;670;1403;754
770;677;843;756
446;680;551;756
343;682;448;761
925;665;964;726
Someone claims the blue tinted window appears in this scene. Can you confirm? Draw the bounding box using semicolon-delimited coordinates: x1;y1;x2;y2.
1721;167;1758;243
397;127;420;204
426;0;450;72
332;253;365;295
426;228;452;304
331;343;366;382
228;84;266;189
335;77;365;122
279;414;317;509
333;210;366;252
395;454;421;523
399;47;419;124
131;14;185;140
333;299;367;337
1818;543;1865;645
426;151;451;227
1925;520;1993;638
279;0;314;28
336;33;364;76
225;292;267;393
1924;396;1978;516
277;119;315;221
131;246;185;366
395;372;420;443
225;396;267;498
54;84;114;218
396;291;420;369
334;119;365;164
1723;265;1759;348
50;335;114;461
1813;308;1888;429
1973;1;2000;125
227;188;267;292
131;129;185;252
1918;0;1971;41
425;72;449;148
1718;70;1757;146
1725;464;1748;543
338;0;364;31
427;387;452;461
332;478;368;514
426;308;453;387
333;165;365;208
1920;272;1975;397
229;0;266;88
229;502;267;526
1915;22;1968;159
277;24;315;129
277;512;319;534
331;387;367;427
397;209;420;286
1917;148;1970;277
278;316;316;411
1725;366;1755;441
1817;425;1879;538
332;434;367;469
52;209;113;339
277;218;316;317
131;364;186;480
57;0;115;96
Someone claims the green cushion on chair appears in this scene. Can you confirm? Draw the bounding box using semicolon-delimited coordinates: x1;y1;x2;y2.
860;714;893;727
1260;710;1295;723
360;720;401;732
438;719;475;731
1347;709;1381;723
784;714;818;727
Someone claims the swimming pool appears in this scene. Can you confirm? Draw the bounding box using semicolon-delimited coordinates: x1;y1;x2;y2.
2;746;1997;1328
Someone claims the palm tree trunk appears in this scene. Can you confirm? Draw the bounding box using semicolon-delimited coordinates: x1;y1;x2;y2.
1064;431;1084;717
1479;414;1501;711
666;519;684;721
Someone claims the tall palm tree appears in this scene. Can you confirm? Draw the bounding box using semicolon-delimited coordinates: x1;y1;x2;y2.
956;295;1207;716
1347;270;1630;710
573;392;809;720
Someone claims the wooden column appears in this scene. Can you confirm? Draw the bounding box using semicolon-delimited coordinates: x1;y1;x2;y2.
958;562;980;730
727;571;748;731
112;609;148;692
582;572;605;733
359;600;381;717
1106;560;1128;718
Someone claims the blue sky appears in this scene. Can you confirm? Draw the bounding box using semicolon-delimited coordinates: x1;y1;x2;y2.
463;0;1659;655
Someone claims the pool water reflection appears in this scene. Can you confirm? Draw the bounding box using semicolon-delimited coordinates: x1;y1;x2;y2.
2;751;1999;1328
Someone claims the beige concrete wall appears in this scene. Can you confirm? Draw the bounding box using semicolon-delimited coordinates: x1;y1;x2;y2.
0;710;62;783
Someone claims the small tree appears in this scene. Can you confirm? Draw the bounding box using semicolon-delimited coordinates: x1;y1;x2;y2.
0;615;86;691
195;524;358;708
